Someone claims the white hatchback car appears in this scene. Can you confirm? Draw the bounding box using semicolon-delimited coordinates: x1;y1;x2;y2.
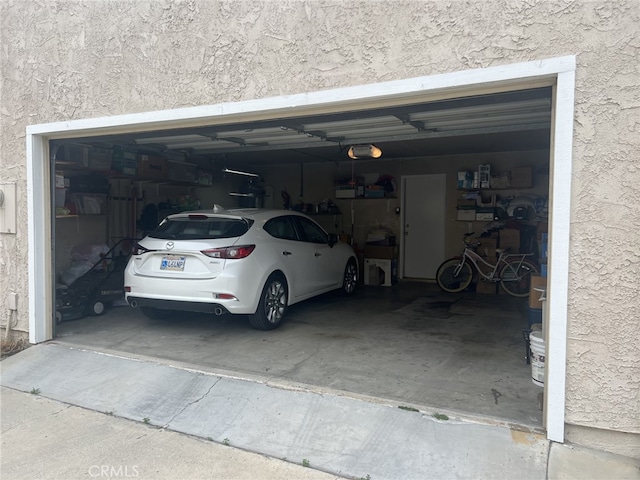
124;208;358;329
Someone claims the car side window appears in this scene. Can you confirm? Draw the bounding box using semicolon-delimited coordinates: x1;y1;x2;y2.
294;217;328;244
264;217;298;241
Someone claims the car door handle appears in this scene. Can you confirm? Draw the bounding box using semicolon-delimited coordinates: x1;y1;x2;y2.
282;251;292;256
314;252;321;257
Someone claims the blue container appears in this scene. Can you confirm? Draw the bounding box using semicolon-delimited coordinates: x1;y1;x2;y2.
540;263;548;277
527;306;542;328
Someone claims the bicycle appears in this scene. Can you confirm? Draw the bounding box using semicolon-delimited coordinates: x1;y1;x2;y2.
436;232;538;297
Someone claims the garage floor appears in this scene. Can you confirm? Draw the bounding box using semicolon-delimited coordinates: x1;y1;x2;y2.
55;281;544;429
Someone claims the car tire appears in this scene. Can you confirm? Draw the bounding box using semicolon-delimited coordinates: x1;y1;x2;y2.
90;300;105;316
248;273;288;330
140;307;174;320
341;259;358;295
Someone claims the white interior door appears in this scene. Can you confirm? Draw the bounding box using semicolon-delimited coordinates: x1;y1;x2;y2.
402;174;446;279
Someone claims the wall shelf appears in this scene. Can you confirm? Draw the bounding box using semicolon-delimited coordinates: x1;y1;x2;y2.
334;197;396;200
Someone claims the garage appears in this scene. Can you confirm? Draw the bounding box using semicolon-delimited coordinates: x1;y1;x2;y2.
27;57;575;440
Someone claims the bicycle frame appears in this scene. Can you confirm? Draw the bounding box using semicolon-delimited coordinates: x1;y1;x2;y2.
457;245;533;282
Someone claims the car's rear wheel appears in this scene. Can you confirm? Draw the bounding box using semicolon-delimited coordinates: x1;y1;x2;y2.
141;307;174;320
342;259;357;295
89;300;105;316
249;273;288;330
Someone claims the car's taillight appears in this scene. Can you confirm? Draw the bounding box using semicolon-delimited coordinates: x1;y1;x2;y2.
201;245;255;259
132;243;152;255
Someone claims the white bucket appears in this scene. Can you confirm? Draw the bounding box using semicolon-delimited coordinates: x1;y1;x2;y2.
529;330;545;387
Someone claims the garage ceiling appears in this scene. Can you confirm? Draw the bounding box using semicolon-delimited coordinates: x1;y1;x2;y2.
57;87;552;169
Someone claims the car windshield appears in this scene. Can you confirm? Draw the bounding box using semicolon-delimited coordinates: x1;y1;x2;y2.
148;216;252;240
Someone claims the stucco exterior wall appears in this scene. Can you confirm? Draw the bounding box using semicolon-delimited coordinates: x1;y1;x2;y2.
1;0;638;452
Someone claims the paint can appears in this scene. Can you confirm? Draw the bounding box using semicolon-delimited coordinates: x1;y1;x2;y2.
529;330;545;387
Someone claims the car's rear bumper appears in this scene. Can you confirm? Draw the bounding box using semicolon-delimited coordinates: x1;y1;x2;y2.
126;296;231;314
124;259;263;314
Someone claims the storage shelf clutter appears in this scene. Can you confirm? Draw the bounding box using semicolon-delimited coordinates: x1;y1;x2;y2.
457;165;533;191
54;143;214;185
335;174;396;199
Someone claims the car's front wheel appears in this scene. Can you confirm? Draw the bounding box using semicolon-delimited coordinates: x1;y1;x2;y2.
342;259;358;295
249;273;288;330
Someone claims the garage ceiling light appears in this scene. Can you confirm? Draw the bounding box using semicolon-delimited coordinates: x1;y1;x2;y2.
222;168;260;178
347;144;383;159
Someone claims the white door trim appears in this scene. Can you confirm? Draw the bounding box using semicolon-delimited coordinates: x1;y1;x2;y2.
543;69;575;443
27;55;576;442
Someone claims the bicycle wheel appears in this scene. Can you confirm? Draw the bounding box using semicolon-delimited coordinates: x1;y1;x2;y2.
436;258;474;293
500;260;538;297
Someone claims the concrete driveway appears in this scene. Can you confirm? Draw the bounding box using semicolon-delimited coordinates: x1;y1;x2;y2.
1;342;549;480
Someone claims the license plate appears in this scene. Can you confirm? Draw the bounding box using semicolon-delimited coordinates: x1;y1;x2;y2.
160;255;186;271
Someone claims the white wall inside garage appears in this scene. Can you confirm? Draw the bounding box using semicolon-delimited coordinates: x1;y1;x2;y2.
253;150;551;259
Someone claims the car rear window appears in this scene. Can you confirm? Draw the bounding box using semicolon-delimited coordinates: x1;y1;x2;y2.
148;217;252;240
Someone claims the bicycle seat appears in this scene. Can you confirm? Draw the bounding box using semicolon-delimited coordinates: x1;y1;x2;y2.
495;248;510;254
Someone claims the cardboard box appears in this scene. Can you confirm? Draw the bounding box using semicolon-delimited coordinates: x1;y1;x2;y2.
457;199;476;208
457;199;476;220
363;258;397;286
529;275;547;309
112;145;138;162
364;245;398;260
476;279;497;294
364;186;385;198
490;173;511;189
62;144;90;167
112;150;138;176
536;222;548;240
475;207;495;221
335;187;359;198
476;237;497;258
138;155;169;179
168;161;198;183
335;176;364;198
500;228;520;253
457;209;476;221
511;166;533;188
89;147;112;171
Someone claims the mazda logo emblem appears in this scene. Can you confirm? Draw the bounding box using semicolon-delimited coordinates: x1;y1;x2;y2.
166;241;174;250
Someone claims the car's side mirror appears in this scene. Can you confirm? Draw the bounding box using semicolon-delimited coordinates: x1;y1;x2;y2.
327;233;338;247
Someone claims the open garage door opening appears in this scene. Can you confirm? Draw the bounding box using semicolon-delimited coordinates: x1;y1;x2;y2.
28;57;576;441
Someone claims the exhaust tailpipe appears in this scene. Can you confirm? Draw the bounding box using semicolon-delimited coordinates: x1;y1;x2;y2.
214;307;224;316
130;300;138;308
